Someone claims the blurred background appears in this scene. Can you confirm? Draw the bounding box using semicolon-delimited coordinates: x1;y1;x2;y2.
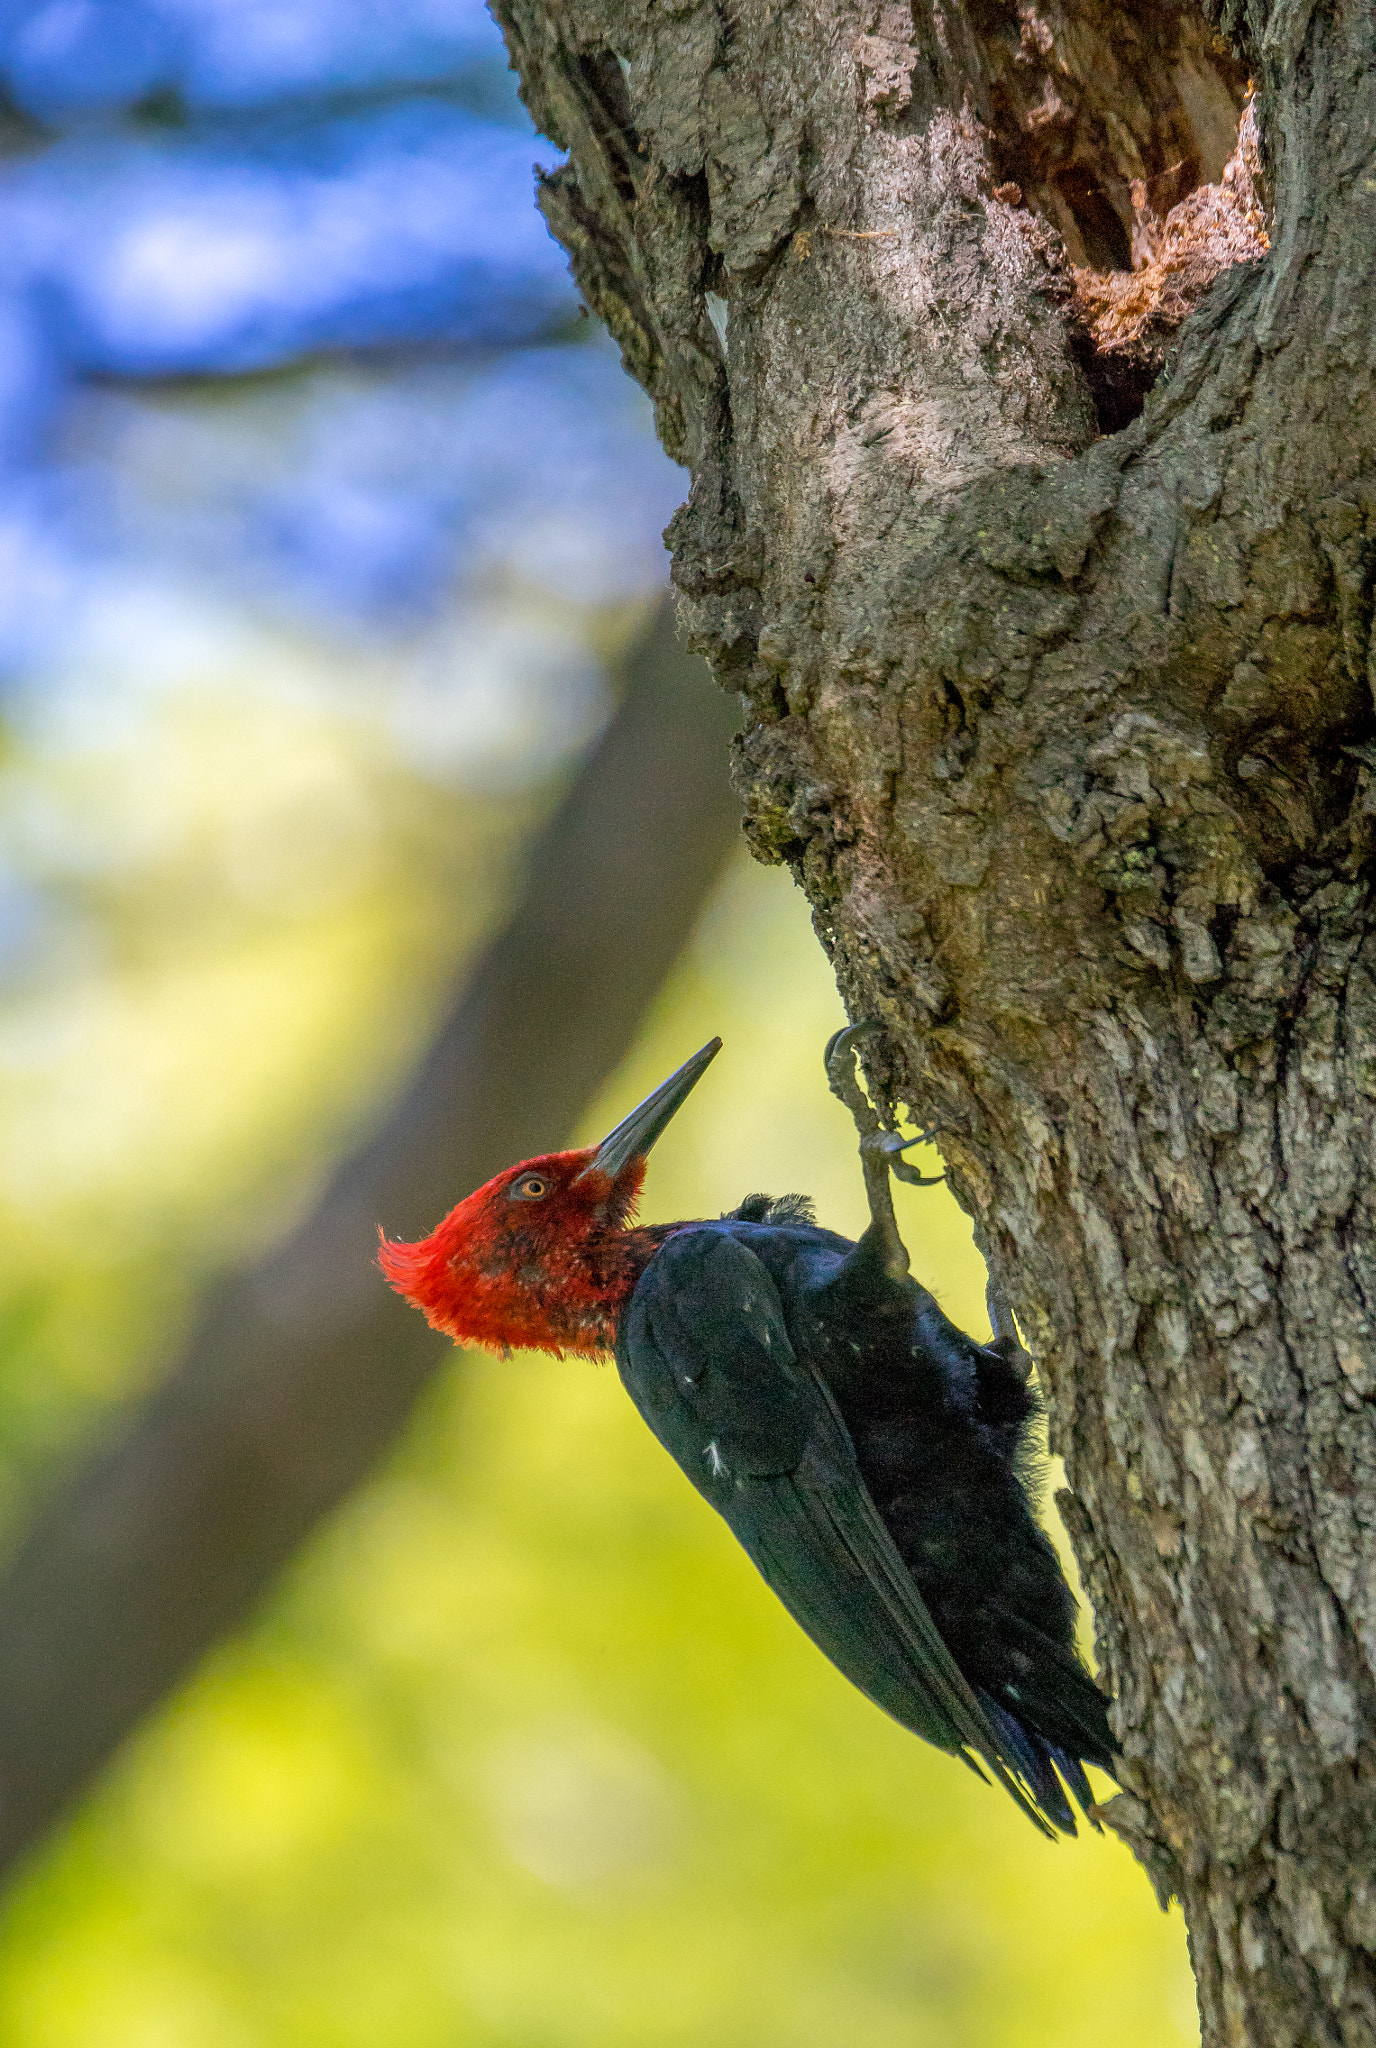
0;2;1197;2041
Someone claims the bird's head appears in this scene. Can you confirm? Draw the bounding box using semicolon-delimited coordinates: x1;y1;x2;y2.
379;1037;720;1356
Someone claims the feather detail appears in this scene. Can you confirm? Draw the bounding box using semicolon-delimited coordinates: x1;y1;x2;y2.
378;1150;662;1355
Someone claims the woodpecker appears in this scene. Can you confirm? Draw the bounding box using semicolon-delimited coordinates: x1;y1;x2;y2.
380;1029;1115;1834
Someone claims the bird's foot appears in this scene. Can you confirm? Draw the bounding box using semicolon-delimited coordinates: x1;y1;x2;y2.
826;1022;944;1284
871;1129;945;1189
826;1022;945;1183
824;1021;882;1133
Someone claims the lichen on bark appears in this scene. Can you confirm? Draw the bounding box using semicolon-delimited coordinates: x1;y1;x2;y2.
489;0;1376;2041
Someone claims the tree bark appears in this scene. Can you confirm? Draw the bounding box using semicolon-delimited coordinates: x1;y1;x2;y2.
489;1;1376;2040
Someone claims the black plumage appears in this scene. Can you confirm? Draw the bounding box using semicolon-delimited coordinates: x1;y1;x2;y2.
614;1194;1116;1836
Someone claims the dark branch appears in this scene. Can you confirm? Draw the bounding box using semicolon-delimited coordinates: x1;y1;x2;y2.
0;600;741;1883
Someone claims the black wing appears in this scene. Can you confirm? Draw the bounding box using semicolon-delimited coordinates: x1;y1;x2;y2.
615;1226;1057;1834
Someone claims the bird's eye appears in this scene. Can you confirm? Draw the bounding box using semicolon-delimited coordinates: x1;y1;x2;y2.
512;1175;549;1201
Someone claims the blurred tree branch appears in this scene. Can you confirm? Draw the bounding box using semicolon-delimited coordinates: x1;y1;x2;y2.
0;598;740;1883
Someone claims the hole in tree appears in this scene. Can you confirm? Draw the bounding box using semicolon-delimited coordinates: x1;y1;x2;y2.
1052;166;1132;271
973;1;1265;431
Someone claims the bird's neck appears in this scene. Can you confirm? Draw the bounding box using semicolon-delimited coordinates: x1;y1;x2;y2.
465;1222;678;1357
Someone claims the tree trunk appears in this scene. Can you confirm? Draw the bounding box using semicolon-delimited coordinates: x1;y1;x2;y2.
489;0;1376;2040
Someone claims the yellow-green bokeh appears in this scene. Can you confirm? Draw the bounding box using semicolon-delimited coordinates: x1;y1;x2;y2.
0;672;1197;2046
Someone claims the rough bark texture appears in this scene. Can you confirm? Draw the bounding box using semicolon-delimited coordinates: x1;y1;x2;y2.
488;1;1376;2041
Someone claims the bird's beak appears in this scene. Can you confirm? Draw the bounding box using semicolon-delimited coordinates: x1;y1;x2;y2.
577;1037;722;1182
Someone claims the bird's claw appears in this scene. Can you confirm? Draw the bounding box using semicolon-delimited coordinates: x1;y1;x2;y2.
865;1129;944;1188
824;1021;881;1133
824;1019;880;1068
829;1024;945;1283
833;1023;946;1189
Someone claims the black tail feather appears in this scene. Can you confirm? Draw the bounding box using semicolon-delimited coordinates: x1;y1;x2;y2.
980;1696;1079;1835
987;1609;1118;1774
1049;1745;1103;1827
